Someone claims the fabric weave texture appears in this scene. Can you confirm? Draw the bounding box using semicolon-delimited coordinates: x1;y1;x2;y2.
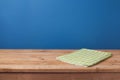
57;49;112;67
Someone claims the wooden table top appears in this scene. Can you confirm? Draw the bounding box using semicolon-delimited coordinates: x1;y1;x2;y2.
0;49;119;72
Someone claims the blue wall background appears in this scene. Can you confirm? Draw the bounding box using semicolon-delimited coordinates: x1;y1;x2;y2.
0;0;120;49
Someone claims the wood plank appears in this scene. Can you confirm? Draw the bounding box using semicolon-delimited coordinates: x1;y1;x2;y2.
0;49;119;72
0;72;120;80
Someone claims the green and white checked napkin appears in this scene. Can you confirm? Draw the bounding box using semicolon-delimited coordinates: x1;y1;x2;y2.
57;49;112;67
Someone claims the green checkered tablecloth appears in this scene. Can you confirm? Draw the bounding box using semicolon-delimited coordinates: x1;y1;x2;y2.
57;49;112;67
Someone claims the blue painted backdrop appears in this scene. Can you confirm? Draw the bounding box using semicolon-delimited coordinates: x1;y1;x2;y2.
0;0;120;49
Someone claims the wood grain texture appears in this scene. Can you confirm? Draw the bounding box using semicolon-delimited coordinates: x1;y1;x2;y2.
0;49;119;72
0;72;120;80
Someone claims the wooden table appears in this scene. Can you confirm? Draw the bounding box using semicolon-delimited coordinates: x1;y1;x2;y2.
0;50;120;80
